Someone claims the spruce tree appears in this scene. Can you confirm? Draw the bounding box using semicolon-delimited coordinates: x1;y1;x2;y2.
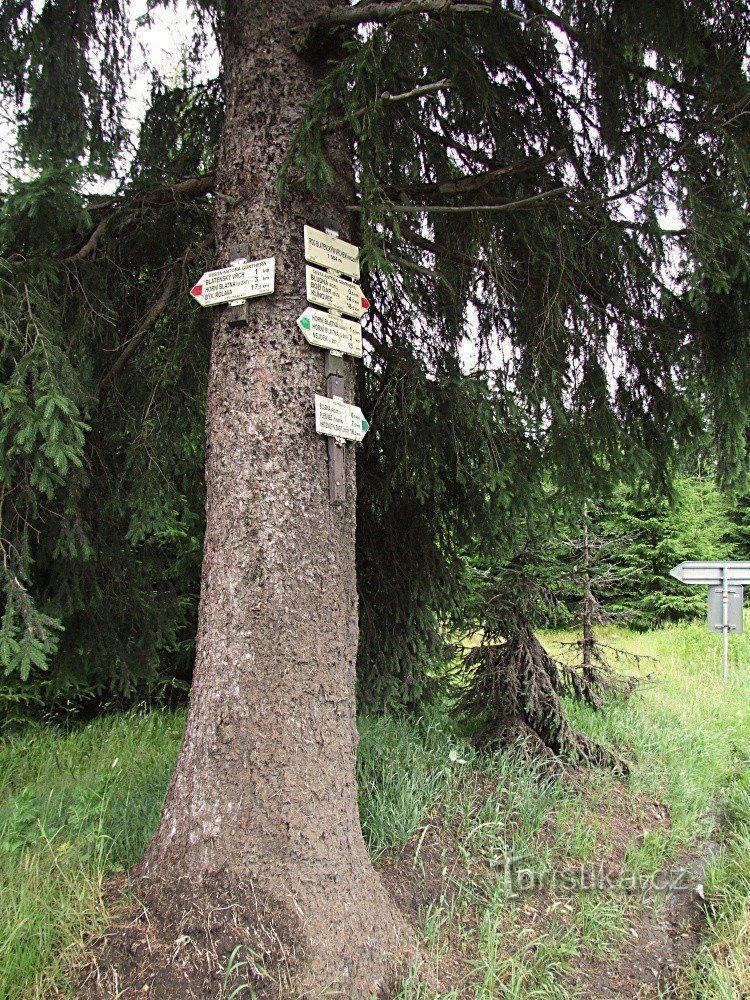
600;473;734;627
456;545;624;767
1;1;750;994
554;503;642;709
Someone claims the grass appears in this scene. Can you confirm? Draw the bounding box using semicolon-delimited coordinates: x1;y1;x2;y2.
556;624;750;840
0;711;183;999
680;769;750;998
1;622;749;997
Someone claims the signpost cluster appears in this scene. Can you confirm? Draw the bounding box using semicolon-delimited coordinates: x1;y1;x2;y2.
300;224;370;504
670;561;750;681
189;223;371;505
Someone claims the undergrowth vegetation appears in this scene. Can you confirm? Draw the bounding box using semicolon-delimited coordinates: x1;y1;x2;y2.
1;623;749;998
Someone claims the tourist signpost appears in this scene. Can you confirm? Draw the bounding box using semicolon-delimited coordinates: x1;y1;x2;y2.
302;224;370;506
670;561;750;680
304;225;360;280
190;226;371;506
305;265;370;319
315;395;369;443
190;257;275;306
297;307;363;357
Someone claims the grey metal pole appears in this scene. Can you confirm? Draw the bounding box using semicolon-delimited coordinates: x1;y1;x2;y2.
722;563;729;683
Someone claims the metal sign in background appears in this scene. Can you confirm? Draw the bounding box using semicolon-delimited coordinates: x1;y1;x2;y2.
670;561;749;681
707;584;744;634
670;561;750;586
708;583;745;635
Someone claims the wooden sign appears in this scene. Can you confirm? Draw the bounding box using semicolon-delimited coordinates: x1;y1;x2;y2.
304;225;360;279
315;394;369;443
190;258;275;306
305;266;369;320
297;307;363;357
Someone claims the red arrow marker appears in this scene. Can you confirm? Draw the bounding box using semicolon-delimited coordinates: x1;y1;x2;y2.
361;295;370;311
190;284;203;298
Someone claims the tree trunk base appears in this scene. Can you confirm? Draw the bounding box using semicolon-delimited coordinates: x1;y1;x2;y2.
80;866;415;999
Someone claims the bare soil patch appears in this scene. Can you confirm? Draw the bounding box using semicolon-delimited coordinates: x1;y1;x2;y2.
76;871;301;999
567;850;714;998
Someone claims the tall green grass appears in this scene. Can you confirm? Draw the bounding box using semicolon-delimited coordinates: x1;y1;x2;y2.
549;624;750;839
357;712;469;857
680;758;750;998
0;710;183;999
1;622;749;997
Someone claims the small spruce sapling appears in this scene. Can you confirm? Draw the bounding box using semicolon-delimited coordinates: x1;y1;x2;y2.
456;546;625;771
555;503;647;709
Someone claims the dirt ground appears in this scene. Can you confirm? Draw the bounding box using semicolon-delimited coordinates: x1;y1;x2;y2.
75;872;302;999
74;766;712;1000
377;767;713;999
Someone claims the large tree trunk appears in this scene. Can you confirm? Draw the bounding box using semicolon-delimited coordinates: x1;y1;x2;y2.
88;2;412;997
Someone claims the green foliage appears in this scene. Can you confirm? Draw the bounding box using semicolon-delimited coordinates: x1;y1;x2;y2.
0;0;221;173
289;0;750;493
0;0;132;170
0;574;62;683
0;91;216;713
681;768;750;997
357;711;469;857
599;474;734;628
0;709;184;998
2;1;750;716
357;353;540;709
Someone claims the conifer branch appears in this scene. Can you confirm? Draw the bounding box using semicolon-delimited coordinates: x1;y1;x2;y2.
97;261;182;398
519;0;585;46
295;0;496;50
310;0;494;30
396;223;490;273
325;79;452;131
65;175;216;264
388;252;458;293
521;0;700;96
394;224;514;295
392;148;567;198
66;216;110;264
350;186;566;214
398;106;494;167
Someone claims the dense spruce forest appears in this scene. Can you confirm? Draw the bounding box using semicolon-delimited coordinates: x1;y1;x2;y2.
1;0;749;728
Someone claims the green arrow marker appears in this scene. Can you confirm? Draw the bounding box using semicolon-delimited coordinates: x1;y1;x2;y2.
361;418;369;433
297;307;363;358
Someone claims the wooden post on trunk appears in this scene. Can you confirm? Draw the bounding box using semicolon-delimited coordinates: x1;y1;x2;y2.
226;242;250;327
326;350;346;504
321;223;349;506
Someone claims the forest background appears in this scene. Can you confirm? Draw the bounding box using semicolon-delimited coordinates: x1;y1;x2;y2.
1;0;750;724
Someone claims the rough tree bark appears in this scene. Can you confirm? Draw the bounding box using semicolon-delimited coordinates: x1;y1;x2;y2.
86;2;412;997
